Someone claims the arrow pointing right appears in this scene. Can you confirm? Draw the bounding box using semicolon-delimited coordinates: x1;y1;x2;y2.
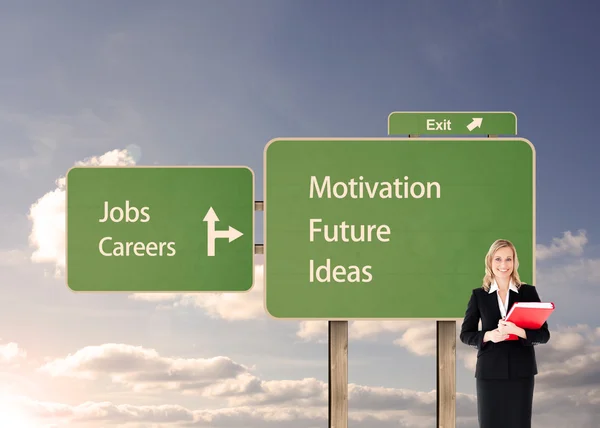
213;227;244;242
203;207;244;257
466;118;483;132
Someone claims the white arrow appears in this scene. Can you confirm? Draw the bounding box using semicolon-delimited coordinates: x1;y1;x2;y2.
203;207;243;257
466;117;483;132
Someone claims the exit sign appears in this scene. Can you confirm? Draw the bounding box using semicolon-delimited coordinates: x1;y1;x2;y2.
388;112;517;136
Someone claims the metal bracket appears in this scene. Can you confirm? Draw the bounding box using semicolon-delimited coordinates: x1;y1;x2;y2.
255;201;264;254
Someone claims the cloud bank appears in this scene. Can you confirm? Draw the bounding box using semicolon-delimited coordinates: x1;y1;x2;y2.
11;329;600;427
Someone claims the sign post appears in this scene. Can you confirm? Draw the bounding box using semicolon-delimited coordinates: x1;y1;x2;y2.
66;166;255;292
264;137;534;426
329;320;348;428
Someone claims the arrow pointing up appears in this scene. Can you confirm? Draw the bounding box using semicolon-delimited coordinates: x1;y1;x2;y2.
466;118;483;132
203;207;243;256
203;207;219;223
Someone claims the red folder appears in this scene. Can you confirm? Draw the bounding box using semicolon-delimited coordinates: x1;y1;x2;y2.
504;302;555;340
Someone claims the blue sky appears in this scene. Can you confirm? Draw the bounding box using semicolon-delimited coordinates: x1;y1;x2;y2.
0;1;599;427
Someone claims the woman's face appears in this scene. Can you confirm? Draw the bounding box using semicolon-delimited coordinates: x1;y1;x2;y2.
492;246;513;279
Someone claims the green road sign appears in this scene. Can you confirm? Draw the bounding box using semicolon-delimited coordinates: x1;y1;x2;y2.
66;166;254;292
388;111;517;136
264;138;534;319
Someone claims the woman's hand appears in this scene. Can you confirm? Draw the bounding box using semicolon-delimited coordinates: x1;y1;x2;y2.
498;320;519;336
485;329;509;343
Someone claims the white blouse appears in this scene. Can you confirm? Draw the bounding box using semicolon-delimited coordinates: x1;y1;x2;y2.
488;279;519;318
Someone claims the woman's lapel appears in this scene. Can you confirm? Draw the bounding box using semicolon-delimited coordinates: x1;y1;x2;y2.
486;291;502;320
507;289;520;314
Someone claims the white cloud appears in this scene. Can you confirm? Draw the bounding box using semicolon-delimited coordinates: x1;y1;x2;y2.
4;383;599;428
545;324;588;351
296;321;328;343
392;322;437;357
0;341;27;365
2;392;462;428
350;320;410;340
34;342;465;416
37;343;327;408
38;343;250;393
536;230;588;260
130;258;265;321
27;148;137;277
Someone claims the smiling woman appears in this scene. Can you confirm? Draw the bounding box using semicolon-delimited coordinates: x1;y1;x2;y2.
460;239;551;428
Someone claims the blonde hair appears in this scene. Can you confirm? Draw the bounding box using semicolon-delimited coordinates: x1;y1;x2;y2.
482;239;522;291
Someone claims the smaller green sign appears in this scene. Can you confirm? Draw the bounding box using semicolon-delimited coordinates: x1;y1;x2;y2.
66;166;254;292
388;111;517;136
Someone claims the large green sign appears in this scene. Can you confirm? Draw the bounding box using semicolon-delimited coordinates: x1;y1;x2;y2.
66;166;254;292
388;112;517;136
264;138;534;319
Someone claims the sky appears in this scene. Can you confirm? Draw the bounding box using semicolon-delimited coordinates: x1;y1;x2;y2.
0;0;599;427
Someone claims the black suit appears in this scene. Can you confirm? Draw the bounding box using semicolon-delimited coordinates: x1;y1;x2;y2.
460;283;550;428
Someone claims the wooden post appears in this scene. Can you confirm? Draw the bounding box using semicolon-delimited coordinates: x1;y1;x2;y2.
329;320;348;428
407;134;456;428
437;321;456;428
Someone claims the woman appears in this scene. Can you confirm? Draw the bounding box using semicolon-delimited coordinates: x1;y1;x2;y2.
460;239;550;428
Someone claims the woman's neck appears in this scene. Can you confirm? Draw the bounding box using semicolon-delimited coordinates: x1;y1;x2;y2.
496;277;510;291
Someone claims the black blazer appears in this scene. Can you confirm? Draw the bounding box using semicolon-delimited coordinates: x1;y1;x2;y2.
459;283;550;379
